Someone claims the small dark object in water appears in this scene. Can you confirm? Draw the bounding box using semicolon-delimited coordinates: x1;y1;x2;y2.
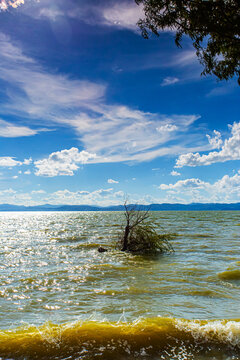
98;246;108;253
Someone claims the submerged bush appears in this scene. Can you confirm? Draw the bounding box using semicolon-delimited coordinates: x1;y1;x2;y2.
124;224;174;254
119;202;174;254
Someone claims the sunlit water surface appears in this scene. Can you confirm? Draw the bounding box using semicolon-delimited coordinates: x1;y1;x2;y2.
0;211;239;359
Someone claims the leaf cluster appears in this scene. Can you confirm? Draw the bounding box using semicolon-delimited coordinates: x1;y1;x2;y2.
126;223;174;254
135;0;240;84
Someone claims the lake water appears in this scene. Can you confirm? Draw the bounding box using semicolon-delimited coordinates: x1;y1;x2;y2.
0;211;239;359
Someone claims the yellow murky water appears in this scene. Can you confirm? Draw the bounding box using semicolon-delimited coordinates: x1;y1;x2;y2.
0;211;239;359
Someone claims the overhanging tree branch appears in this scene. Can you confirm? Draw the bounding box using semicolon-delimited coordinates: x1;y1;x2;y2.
135;0;240;84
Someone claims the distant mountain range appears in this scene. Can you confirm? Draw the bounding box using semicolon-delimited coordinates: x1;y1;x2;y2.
0;203;240;211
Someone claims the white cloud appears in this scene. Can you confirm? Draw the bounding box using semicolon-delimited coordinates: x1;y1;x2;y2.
0;157;22;167
176;122;240;168
0;119;41;137
108;179;119;184
108;48;199;74
23;1;66;21
163;50;202;81
0;189;33;205
206;82;236;97
44;187;124;206
0;188;16;195
64;108;200;163
161;77;179;87
34;147;97;177
214;172;240;194
25;1;174;37
171;170;181;176
0;155;32;169
159;171;240;203
56;1;144;32
156;124;178;133
160;178;209;191
31;190;46;194
0;32;105;121
12;175;18;179
206;130;223;149
24;170;31;175
23;158;32;165
171;50;197;67
0;185;123;207
93;188;113;196
38;7;64;21
101;2;143;31
0;32;33;63
0;32;205;165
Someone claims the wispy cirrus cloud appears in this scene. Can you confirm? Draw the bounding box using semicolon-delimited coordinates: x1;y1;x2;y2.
108;179;119;184
100;1;143;31
31;190;45;194
0;33;33;63
0;32;205;166
161;77;179;87
37;1;144;31
20;1;200;77
106;48;199;74
21;0;143;31
2;0;199;78
0;119;48;137
170;50;197;68
59;109;201;163
0;32;105;121
171;170;181;176
37;7;64;21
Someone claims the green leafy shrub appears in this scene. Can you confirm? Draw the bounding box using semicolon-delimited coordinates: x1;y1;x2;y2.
122;223;174;254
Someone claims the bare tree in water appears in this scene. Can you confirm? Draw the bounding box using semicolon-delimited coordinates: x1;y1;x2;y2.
120;201;174;254
121;202;150;251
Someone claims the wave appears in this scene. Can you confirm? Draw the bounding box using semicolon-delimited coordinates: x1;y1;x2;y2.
0;317;240;359
218;269;240;280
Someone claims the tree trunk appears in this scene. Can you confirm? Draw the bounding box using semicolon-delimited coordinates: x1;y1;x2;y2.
121;224;130;251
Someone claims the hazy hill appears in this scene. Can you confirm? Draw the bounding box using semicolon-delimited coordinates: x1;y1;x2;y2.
0;203;240;211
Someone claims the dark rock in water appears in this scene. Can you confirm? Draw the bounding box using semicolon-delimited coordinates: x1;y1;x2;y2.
98;246;108;253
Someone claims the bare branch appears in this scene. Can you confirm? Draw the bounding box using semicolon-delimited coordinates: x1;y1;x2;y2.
121;202;151;251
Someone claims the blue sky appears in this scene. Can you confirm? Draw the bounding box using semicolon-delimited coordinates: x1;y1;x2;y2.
0;0;239;206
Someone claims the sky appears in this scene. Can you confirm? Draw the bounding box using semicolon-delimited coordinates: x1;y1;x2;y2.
0;0;239;206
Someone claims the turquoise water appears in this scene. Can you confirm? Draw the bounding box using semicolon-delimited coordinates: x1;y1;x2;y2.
0;211;239;359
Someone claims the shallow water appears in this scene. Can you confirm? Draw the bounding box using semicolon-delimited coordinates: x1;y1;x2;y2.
0;211;239;359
